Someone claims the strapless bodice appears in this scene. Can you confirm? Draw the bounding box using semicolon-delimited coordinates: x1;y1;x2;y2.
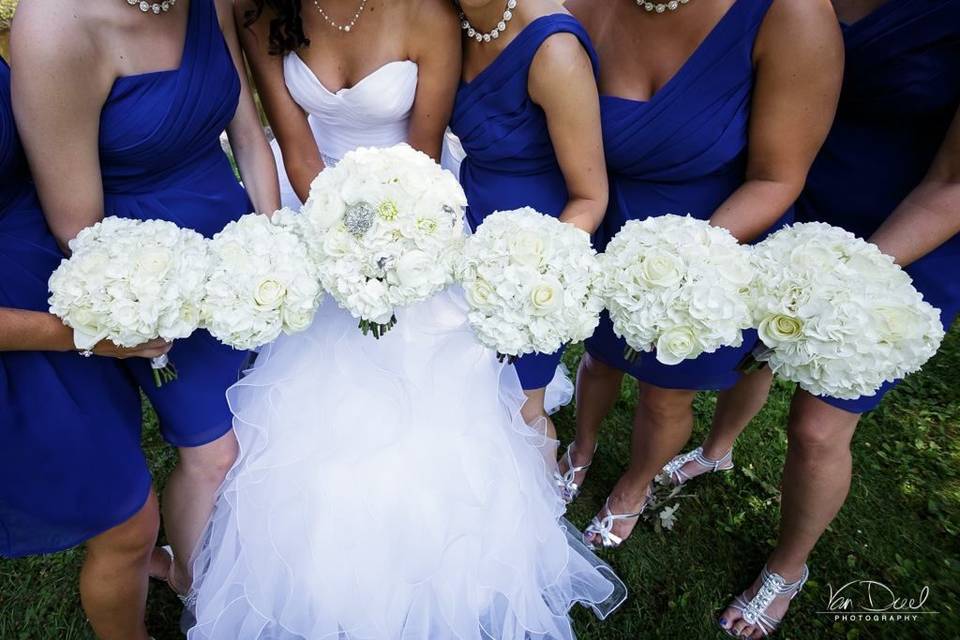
283;55;418;165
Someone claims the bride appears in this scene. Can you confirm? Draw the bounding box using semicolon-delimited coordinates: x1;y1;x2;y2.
187;1;625;639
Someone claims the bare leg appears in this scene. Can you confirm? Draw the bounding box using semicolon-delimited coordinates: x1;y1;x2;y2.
161;430;238;592
521;386;558;447
561;353;625;486
81;490;159;640
586;383;696;546
722;390;860;638
674;367;775;482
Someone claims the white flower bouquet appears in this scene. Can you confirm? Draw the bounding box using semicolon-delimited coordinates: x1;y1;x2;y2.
200;212;323;350
456;208;603;359
749;222;945;399
48;216;209;385
599;214;755;365
295;144;467;337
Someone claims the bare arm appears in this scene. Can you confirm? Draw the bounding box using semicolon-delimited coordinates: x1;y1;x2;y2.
407;0;462;161
528;32;607;234
0;308;171;358
236;0;321;204
217;0;279;214
710;0;844;242
11;4;111;250
868;108;960;266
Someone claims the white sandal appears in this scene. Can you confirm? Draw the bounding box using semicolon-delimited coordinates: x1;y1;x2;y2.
583;491;651;550
554;443;595;504
662;446;733;486
725;564;809;637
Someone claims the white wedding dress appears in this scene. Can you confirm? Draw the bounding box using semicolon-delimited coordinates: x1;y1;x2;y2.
189;56;625;640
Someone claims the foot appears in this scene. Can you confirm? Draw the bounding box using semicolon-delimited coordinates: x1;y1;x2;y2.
555;442;595;504
148;546;191;597
662;446;733;486
583;485;651;550
719;564;809;638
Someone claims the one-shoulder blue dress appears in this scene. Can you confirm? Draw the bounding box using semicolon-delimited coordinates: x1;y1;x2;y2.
797;0;960;414
451;14;600;391
0;57;148;557
584;0;789;391
98;0;252;445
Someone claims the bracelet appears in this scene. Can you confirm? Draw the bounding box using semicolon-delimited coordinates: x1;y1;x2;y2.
78;349;94;358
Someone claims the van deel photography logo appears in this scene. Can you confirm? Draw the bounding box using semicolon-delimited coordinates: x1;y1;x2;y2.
819;580;939;624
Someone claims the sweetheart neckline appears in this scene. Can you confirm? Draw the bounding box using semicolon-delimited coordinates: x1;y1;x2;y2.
287;56;418;96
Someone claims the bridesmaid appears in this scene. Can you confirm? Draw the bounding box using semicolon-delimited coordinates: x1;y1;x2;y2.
450;0;607;435
11;0;279;597
664;1;960;637
562;0;842;554
0;54;170;640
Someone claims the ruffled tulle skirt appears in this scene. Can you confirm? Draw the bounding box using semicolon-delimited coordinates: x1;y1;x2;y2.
189;287;625;640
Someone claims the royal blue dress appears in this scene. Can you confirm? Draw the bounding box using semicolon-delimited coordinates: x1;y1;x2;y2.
0;57;149;557
797;0;960;414
98;0;252;445
451;14;600;390
584;0;788;391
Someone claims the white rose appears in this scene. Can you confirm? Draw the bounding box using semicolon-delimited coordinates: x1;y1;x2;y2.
467;279;495;309
639;249;684;288
394;250;433;290
254;278;287;310
529;276;563;316
656;326;700;365
509;230;547;268
758;314;804;345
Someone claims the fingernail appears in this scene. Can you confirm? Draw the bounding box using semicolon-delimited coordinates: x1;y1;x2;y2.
719;618;727;627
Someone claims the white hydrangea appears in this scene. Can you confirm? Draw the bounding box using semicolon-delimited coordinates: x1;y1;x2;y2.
750;222;945;399
456;208;603;358
48;216;209;384
293;144;466;337
200;212;323;350
600;214;755;365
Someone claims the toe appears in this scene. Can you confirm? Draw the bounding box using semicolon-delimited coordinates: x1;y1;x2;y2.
732;620;750;637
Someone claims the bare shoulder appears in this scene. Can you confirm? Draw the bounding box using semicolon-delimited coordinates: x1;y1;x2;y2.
214;0;238;29
11;0;101;72
408;0;459;35
757;0;841;57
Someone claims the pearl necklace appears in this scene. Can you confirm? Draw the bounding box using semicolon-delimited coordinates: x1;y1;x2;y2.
127;0;177;15
311;0;368;33
636;0;691;14
460;0;518;43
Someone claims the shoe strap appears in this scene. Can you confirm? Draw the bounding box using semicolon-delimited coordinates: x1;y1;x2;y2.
738;564;809;631
663;446;733;483
584;495;648;548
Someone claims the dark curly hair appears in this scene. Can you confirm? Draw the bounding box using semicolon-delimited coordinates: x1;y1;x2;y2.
244;1;310;56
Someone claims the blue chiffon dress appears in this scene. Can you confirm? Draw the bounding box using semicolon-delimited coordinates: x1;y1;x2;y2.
0;57;148;557
99;0;252;445
584;0;788;391
797;0;960;414
450;14;600;391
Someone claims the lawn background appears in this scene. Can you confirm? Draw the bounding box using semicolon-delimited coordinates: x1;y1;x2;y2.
1;327;957;640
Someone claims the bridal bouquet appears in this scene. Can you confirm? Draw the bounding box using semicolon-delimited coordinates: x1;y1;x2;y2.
200;212;323;350
600;215;755;365
749;222;945;399
295;144;467;337
456;208;603;359
48;216;208;385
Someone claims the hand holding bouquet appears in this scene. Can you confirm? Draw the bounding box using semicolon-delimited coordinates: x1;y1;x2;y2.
456;207;603;360
201;212;323;350
294;144;467;337
48;216;209;385
600;214;755;365
749;222;945;399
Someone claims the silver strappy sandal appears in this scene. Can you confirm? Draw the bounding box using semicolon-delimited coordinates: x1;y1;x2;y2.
662;446;733;486
554;443;594;504
583;492;651;550
725;564;809;637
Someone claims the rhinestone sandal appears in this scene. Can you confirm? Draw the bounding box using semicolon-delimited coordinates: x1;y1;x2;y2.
725;564;809;637
583;490;652;550
662;446;733;486
554;443;595;504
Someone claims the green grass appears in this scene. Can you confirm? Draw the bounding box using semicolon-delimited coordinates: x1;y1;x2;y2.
2;327;958;640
